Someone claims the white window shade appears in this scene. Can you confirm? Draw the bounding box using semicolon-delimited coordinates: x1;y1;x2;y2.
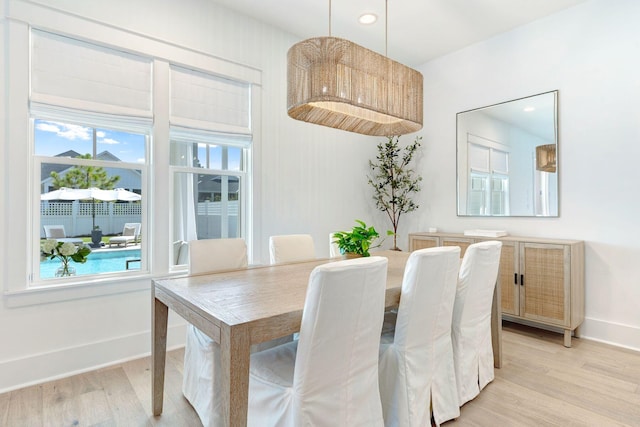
170;65;250;133
170;127;251;148
31;30;152;117
468;143;490;172
491;149;509;174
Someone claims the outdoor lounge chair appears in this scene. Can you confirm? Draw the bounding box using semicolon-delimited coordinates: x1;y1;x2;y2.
108;223;141;247
43;225;83;245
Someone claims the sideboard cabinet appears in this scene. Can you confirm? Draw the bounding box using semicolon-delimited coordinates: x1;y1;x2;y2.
409;232;584;347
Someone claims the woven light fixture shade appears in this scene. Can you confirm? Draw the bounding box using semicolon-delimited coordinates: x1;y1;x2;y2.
536;144;557;173
287;36;423;136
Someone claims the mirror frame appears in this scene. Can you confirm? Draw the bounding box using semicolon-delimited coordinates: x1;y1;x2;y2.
456;90;559;217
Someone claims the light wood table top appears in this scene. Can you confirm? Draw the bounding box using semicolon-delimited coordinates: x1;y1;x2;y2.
151;250;502;427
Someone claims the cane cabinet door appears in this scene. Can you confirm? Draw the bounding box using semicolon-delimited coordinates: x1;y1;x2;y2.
440;237;474;258
520;242;570;327
498;240;519;316
409;235;439;251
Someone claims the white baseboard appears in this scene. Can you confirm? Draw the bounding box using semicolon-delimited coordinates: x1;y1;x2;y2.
504;316;639;352
0;323;187;394
579;317;640;352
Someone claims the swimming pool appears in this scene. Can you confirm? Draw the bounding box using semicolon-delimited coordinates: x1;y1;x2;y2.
40;248;141;278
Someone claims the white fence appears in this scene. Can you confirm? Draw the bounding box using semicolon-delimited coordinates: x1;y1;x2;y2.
40;201;141;237
40;200;240;238
196;200;240;239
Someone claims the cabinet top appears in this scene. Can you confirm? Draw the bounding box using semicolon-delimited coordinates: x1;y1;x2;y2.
409;232;583;245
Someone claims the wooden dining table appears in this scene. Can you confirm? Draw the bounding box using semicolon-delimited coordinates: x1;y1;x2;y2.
152;250;502;427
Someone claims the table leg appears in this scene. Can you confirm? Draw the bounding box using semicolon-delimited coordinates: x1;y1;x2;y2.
152;291;169;416
491;279;503;368
220;324;251;427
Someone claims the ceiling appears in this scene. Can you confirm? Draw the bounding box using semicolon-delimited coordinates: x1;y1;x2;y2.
211;0;587;66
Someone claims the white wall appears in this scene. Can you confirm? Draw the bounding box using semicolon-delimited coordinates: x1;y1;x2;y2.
410;0;640;350
0;0;385;392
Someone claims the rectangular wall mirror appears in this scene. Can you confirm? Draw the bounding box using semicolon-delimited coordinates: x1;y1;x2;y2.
457;90;559;217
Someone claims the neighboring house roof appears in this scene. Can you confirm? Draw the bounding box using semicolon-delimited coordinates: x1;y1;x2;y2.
41;150;83;181
41;151;142;192
57;150;83;158
96;150;121;162
199;175;240;193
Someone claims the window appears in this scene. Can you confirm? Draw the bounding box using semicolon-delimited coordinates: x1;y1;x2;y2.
490;175;509;215
35;118;148;282
467;139;510;216
6;13;259;299
170;133;249;266
168;65;252;267
28;29;152;285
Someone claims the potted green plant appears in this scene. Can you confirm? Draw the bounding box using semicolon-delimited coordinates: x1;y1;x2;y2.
332;220;391;257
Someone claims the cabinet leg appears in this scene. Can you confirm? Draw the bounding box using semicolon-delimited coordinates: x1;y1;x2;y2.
573;325;581;339
563;329;572;348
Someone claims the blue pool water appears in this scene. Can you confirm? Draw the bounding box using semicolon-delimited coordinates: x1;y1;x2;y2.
40;249;141;278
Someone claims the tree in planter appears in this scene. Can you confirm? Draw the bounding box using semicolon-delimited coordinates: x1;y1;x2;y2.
368;135;422;251
50;153;121;230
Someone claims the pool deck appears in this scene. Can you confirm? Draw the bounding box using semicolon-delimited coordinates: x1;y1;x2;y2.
86;242;141;252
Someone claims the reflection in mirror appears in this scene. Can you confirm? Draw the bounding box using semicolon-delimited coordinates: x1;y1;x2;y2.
457;91;558;217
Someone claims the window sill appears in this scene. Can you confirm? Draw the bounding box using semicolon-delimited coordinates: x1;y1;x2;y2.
4;272;155;307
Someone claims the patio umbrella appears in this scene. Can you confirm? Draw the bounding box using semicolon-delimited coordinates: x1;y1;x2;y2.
83;188;142;202
41;187;141;229
41;187;141;201
40;187;93;201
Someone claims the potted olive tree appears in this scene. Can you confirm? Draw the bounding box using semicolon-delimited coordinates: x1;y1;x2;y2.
368;135;422;251
332;220;391;257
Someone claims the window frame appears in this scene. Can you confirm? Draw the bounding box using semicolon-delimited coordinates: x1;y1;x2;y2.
169;133;251;270
3;4;261;306
33;117;150;284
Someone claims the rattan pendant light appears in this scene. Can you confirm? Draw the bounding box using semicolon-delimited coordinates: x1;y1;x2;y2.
287;0;423;136
536;144;557;172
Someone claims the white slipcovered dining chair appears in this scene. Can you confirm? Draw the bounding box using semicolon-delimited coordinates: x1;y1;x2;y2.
247;256;389;427
187;238;247;275
452;240;502;406
183;238;296;426
183;238;249;426
378;246;461;427
269;234;316;264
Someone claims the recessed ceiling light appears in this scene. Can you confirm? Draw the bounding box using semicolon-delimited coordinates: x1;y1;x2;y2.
358;13;377;25
523;106;535;112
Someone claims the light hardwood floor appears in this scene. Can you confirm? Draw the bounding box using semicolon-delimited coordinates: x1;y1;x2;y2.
1;322;639;426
